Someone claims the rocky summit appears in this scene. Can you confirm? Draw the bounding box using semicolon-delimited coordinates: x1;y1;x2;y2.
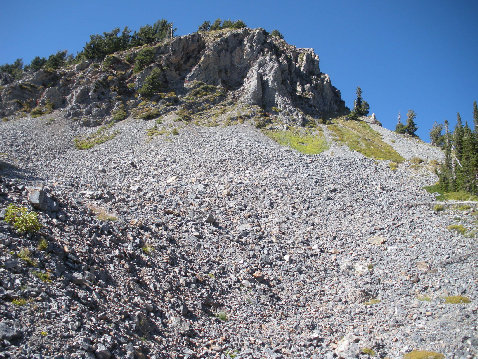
0;27;477;359
0;27;346;126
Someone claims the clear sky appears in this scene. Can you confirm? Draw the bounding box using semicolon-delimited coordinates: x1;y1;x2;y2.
1;0;477;140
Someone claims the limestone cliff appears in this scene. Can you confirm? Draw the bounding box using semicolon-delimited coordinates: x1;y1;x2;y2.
0;28;347;124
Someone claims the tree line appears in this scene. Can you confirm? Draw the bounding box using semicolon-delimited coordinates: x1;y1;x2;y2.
429;102;478;195
0;19;176;78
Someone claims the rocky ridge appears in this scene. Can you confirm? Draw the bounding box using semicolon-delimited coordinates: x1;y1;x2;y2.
0;28;346;126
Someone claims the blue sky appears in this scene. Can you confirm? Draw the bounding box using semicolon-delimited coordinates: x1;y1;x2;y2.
1;0;477;140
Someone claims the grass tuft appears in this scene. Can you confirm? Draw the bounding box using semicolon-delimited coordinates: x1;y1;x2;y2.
447;224;467;235
444;295;471;304
74;123;118;150
32;270;52;283
403;351;444;359
361;347;376;356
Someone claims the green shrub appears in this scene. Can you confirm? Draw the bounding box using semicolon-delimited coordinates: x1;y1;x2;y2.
32;270;52;283
17;248;37;267
216;311;228;321
37;238;48;251
185;81;224;102
134;48;155;73
112;104;128;121
30;106;45;118
176;108;192;121
133;106;162;120
142;245;154;255
138;68;164;97
11;298;28;306
4;204;42;233
270;30;284;39
433;204;444;212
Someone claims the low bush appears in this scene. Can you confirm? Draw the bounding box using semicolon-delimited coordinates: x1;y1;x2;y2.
138;68;165;97
112;104;128;121
133;48;155;73
4;204;41;233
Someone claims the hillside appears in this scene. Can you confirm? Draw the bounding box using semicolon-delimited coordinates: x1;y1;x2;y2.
0;27;477;359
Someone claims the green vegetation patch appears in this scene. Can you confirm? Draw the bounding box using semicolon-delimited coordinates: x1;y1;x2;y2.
4;204;42;233
138;68;165;98
37;238;48;251
264;128;329;155
444;295;471;304
433;204;445;212
361;348;376;356
147;123;167;138
417;295;432;302
17;248;37;267
424;184;478;201
185;81;225;103
216;311;228;321
329;119;404;162
447;224;467;235
142;245;154;255
74;123;119;150
403;350;444;359
112;104;128;122
133;48;155;73
364;299;381;305
11;298;28;306
32;270;52;283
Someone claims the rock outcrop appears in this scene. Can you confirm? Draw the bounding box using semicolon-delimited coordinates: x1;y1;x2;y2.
0;28;346;124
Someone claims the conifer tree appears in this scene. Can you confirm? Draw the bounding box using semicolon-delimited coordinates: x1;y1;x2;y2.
405;110;418;136
461;123;477;193
349;87;369;120
453;113;464;162
429;122;444;147
473;100;478;133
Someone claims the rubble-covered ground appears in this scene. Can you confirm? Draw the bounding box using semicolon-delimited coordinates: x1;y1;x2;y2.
0;114;476;359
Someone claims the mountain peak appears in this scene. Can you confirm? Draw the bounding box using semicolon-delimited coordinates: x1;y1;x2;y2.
0;27;346;126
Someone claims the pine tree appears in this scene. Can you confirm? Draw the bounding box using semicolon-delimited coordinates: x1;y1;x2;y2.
395;112;406;134
429;122;444;147
405;110;418;136
440;120;455;191
473;100;478;133
461;123;477;194
349;87;369;120
453;113;464;162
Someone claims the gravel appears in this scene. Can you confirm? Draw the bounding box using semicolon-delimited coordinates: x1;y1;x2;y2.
0;114;476;358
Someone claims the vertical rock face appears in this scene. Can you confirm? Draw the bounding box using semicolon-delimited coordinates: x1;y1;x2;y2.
0;28;346;124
